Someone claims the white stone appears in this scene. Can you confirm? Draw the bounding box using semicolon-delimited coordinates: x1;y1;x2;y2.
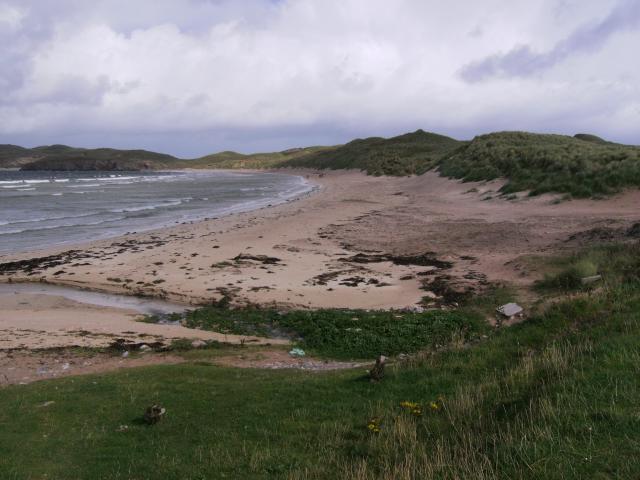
497;303;523;318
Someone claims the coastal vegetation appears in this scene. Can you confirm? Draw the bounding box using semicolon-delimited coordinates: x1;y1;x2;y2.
157;305;487;359
439;131;640;197
281;130;462;176
3;129;639;197
2;242;639;479
180;146;330;170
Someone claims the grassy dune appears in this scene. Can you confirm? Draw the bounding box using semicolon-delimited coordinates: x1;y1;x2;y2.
439;132;640;197
178;146;330;170
189;130;640;198
2;243;639;479
281;130;463;176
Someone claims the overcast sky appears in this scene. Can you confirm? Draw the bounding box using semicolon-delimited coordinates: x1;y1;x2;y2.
1;0;638;157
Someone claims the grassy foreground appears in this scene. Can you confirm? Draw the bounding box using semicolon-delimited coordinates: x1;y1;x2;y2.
1;244;640;479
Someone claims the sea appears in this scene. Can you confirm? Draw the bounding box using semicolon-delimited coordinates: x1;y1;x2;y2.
0;170;313;255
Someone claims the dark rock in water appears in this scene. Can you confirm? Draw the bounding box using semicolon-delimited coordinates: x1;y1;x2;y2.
143;405;166;425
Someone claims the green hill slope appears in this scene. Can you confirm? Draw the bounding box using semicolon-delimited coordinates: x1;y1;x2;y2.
180;146;329;170
281;130;464;175
573;133;611;145
439;131;640;197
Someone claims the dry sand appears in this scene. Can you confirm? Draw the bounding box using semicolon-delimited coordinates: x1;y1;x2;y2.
0;292;286;350
1;170;639;352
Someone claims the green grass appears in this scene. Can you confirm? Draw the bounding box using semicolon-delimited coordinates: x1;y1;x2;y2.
439;131;640;197
180;129;640;198
182;130;640;198
179;146;331;170
151;307;487;359
282;130;463;176
2;243;640;479
536;242;640;292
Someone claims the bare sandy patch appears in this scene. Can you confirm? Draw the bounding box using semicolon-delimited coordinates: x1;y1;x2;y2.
0;292;287;350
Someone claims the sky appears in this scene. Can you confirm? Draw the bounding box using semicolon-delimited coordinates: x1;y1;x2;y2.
0;0;639;157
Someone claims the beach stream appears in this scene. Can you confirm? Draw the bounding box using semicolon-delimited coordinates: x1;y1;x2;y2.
0;282;188;316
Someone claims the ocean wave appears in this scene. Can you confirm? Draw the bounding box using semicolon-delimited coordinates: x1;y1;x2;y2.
24;179;50;184
109;198;191;214
0;216;127;236
0;211;104;227
0;172;314;253
99;176;138;181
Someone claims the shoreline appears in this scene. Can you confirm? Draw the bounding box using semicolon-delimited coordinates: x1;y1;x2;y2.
0;169;318;259
2;168;640;350
0;170;427;309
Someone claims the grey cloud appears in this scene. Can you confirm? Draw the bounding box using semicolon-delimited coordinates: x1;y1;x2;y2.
460;0;640;82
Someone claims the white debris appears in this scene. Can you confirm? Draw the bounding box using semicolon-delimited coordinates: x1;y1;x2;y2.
496;303;524;318
581;275;602;285
289;348;306;357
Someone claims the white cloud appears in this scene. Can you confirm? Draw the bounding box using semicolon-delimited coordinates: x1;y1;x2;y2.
0;3;25;31
0;0;638;155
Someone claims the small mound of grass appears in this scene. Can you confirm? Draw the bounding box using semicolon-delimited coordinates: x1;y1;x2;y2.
537;258;599;291
536;242;640;292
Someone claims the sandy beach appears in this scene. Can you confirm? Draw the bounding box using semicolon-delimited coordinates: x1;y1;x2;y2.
1;169;640;351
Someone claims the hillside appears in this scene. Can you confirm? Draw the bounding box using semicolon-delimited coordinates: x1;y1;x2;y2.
4;130;640;197
179;146;330;170
281;130;464;175
194;130;640;197
177;130;463;176
0;144;178;170
438;131;640;197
